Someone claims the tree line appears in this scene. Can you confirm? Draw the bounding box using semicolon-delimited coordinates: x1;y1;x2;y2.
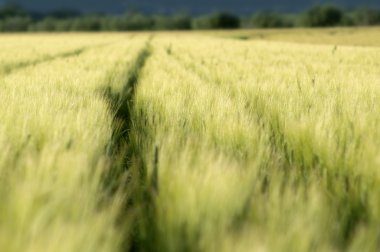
0;3;380;32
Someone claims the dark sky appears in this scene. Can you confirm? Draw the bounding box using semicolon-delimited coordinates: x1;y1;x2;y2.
4;0;380;14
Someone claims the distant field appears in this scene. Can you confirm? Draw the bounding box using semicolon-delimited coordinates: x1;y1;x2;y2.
1;29;380;252
215;27;380;46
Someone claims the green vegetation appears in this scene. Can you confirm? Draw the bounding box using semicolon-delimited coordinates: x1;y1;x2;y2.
123;34;380;251
192;12;240;29
241;11;294;28
1;3;380;31
301;5;343;26
0;34;149;252
2;29;380;251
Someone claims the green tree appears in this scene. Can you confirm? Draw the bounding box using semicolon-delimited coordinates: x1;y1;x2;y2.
352;8;380;26
246;11;293;28
153;14;191;30
122;12;154;30
192;12;240;29
301;5;343;27
0;16;31;31
0;3;27;19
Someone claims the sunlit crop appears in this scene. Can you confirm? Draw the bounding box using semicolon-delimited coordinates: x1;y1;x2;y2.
1;29;380;252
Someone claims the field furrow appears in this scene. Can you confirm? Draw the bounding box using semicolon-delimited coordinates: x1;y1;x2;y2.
2;31;380;252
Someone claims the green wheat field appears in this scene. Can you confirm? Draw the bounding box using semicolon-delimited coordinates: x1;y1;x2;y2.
1;28;380;252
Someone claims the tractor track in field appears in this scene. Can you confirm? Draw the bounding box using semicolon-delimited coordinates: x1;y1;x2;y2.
101;37;159;252
1;48;86;75
0;42;113;75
